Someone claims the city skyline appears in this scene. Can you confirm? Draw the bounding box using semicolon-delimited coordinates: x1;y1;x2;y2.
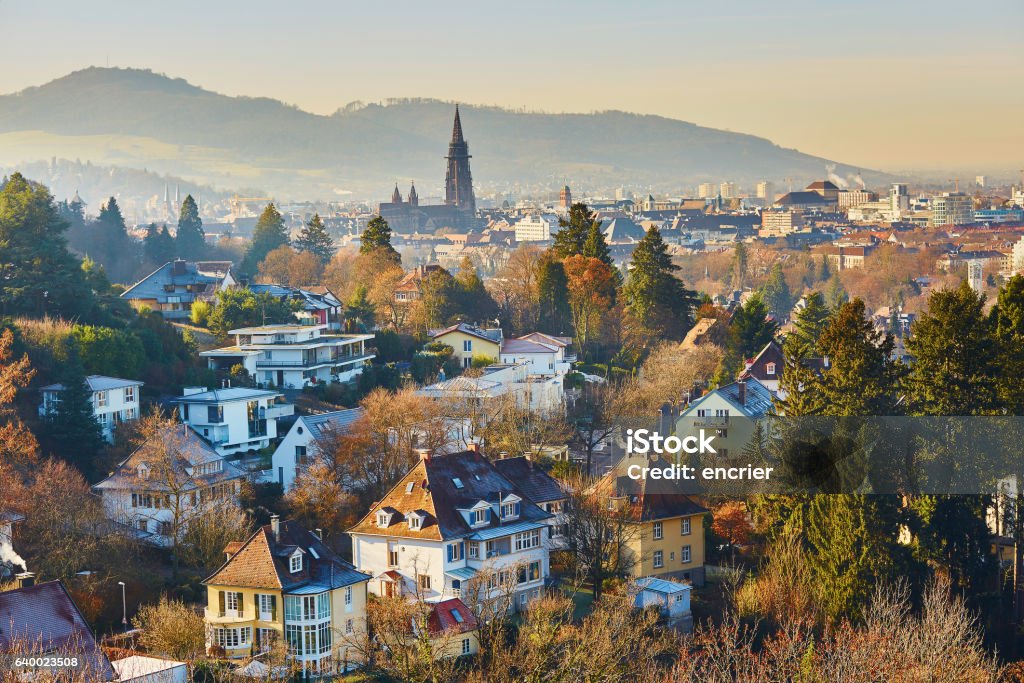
0;0;1021;172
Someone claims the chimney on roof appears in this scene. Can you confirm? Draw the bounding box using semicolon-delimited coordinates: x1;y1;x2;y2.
270;514;280;543
315;528;323;541
415;448;431;463
15;572;35;589
737;379;747;406
467;438;481;454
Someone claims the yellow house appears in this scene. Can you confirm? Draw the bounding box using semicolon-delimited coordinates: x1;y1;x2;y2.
597;457;709;585
203;515;370;677
428;323;502;370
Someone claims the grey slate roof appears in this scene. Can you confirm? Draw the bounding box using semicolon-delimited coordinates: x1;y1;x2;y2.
120;260;232;305
302;408;364;441
688;377;775;418
493;456;567;504
0;581;115;680
170;387;282;404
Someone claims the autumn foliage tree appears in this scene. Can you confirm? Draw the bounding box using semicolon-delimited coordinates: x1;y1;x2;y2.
712;500;753;564
563;255;617;361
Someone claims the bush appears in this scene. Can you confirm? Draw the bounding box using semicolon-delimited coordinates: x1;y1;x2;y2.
190;299;213;326
471;354;496;369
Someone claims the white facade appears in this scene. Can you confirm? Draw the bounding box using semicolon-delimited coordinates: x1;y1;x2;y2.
418;363;564;415
171;387;294;456
38;375;143;443
271;409;361;492
201;324;375;389
498;340;572;376
514;214;559;242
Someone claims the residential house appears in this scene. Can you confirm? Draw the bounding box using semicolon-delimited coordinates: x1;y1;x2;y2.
38;375;143;443
200;324;375;388
120;259;235;319
676;378;775;461
429;323;502;369
0;511;25;581
498;335;574;376
493;456;568;548
272;408;363;492
595;461;709;585
249;284;344;329
0;575;116;681
395;265;449;303
92;424;246;545
420;598;481;659
738;341;784;395
203;516;370;677
817;242;877;270
349;446;552;614
417;363;564;416
171;386;293;457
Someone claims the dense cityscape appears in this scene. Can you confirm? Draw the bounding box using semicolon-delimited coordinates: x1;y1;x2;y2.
2;2;1024;682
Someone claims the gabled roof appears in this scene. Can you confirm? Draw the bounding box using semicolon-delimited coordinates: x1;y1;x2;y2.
685;377;775;418
93;425;245;493
349;450;551;541
595;456;709;523
493;456;566;504
120;260;231;303
0;581;115;680
602;217;647;242
807;180;840;191
429;323;502;344
204;519;368;591
516;332;571;348
499;339;558;355
40;374;143;393
427;598;480;636
636;576;692;594
775;191;830;206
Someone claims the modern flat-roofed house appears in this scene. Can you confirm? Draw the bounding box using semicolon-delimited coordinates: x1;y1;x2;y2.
0;576;116;681
272;408;363;491
92;424;246;545
498;335;573;376
417;363;564;416
170;386;294;457
120;259;235;319
200;324;375;389
38;374;143;442
349;446;552;614
202;516;370;677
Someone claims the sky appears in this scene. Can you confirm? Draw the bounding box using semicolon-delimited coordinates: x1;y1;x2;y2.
1;0;1021;173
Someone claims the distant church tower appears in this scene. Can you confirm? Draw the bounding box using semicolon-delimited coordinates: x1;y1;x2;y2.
408;181;419;207
444;105;476;215
391;184;403;204
560;185;572;209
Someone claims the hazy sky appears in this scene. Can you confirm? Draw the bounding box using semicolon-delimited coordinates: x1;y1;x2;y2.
1;0;1021;172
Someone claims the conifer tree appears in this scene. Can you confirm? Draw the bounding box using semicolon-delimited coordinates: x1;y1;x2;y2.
993;275;1024;413
622;226;696;340
790;291;830;351
92;197;136;283
552;202;599;258
716;293;777;383
241;203;289;276
45;345;105;480
175;195;206;260
360;215;401;263
537;255;572;335
294;213;335;265
144;223;176;265
760;263;792;320
454;256;498;322
904;281;997;416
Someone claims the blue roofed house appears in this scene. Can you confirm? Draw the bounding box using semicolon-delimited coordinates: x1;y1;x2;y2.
633;576;693;631
120;259;235;319
272;408;364;491
38;375;143;443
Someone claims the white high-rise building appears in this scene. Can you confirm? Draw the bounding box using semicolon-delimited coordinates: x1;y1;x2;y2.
930;192;973;227
698;182;717;199
720;182;737;199
756;181;775;202
514;214;559;242
889;183;910;219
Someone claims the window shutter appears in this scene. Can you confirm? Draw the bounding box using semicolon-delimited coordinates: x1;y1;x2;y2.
218;590;225;614
255;593;260;617
271;595;277;621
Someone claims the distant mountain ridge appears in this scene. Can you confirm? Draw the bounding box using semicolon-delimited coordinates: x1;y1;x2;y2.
0;67;884;200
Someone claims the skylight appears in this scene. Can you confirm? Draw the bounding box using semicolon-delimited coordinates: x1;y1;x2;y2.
452;478;464;489
451;608;464;623
308;547;320;560
406;482;415;493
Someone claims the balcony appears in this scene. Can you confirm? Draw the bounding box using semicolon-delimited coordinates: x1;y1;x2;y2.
205;607;251;624
264;404;294;419
255;352;375;370
689;416;730;428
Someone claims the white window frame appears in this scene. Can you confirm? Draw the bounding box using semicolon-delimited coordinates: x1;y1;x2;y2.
681;517;691;535
653;521;663;540
289;551;302;574
682;545;692;564
766;362;776;376
653;550;664;569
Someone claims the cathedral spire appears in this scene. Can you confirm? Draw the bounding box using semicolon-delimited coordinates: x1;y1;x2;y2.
391;183;403;204
451;104;465;144
408;181;418;207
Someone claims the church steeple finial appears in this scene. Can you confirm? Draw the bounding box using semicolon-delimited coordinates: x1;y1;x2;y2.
451;104;465;144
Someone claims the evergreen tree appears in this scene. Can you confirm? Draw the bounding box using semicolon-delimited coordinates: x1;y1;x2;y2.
910;495;993;595
360;215;400;262
904;281;997;416
175;195;206;260
717;293;777;382
824;272;846;309
454;256;498;322
582;220;612;266
552;202;599;258
789;291;830;351
143;223;176;265
80;256;112;295
45;344;105;480
294;213;335;265
815;298;899;416
622;226;696;341
730;242;748;291
241;203;290;276
92;197;136;283
344;285;376;332
58;195;88;254
760;263;792;320
537;255;572;335
993;275;1024;413
805;494;899;622
0;173;93;318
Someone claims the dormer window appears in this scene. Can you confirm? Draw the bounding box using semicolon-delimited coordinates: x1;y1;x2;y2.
408;512;424;531
289;550;302;574
377;511;393;528
137;464;149;480
474;508;488;526
501;501;520;521
766;362;776;376
452;478;464;489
